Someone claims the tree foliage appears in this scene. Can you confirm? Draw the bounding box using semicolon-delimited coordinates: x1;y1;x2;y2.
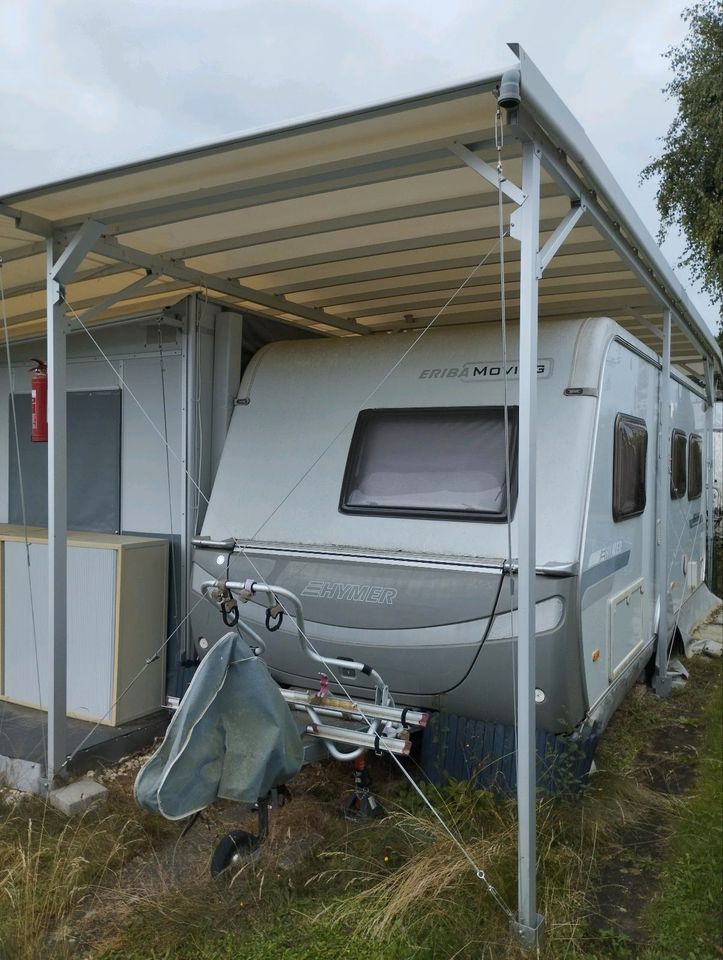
642;0;723;315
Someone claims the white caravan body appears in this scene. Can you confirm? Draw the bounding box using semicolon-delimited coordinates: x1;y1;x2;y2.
192;317;716;739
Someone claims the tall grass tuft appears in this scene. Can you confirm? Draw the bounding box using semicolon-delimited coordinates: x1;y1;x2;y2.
0;795;145;960
316;773;684;958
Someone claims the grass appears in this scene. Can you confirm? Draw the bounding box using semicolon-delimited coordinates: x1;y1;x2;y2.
639;669;723;960
0;653;720;959
0;787;175;960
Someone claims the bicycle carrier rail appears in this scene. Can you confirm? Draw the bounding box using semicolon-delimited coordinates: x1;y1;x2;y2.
198;572;428;761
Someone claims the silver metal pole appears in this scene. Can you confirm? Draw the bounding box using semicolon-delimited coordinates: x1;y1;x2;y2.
180;297;195;661
513;140;544;948
46;235;67;782
653;309;672;697
704;359;715;582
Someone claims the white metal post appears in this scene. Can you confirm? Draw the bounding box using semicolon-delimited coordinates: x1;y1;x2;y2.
46;235;67;782
653;309;672;696
180;298;196;662
704;359;715;581
514;139;544;948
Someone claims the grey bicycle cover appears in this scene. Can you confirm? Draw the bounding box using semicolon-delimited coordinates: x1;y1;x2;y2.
135;631;304;819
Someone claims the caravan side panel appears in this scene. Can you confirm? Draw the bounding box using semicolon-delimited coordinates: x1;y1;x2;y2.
580;339;658;713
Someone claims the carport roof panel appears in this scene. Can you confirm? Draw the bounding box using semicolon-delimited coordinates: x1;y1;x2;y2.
0;46;719;377
4;79;500;223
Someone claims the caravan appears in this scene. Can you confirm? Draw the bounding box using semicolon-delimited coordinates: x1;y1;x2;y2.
190;315;720;771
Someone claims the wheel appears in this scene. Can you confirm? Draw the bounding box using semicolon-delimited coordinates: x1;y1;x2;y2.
210;830;260;878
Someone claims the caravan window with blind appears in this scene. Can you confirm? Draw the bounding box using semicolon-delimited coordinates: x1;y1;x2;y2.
340;406;518;521
688;434;703;500
613;414;648;521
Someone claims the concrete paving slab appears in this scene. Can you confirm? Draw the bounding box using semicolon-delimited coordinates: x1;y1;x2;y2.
0;755;43;794
49;779;108;816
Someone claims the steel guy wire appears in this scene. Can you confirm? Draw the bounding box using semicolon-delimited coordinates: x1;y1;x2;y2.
0;258;47;772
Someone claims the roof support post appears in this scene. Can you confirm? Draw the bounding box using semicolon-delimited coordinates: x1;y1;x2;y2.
511;139;544;949
652;309;673;697
45;233;68;785
704;359;715;583
43;218;106;786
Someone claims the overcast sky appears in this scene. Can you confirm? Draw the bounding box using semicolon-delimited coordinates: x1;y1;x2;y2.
0;0;718;331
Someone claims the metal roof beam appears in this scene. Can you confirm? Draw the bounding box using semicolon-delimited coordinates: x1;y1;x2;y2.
448;141;526;205
306;262;634;308
0;202;54;238
168;185;561;265
269;239;616;294
367;293;660;328
51;220;105;285
340;279;653;320
510;43;720;371
5;284;196;330
0;239;46;264
0;259;146;302
227;213;576;278
54;131;502;235
92;236;368;335
65;271;157;330
0;239;622;315
624;305;663;340
4;78;499;206
509;110;719;368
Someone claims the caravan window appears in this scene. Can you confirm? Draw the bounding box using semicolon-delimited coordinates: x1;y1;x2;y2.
613;414;647;521
670;430;687;499
340;406;518;521
688;434;703;500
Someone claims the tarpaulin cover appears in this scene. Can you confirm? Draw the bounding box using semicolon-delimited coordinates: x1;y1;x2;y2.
135;631;304;819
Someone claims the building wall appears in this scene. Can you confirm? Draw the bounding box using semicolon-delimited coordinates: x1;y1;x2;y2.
0;319;185;534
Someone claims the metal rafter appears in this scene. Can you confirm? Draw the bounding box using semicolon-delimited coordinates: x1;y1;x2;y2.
268;240;617;294
53;132;503;235
92;236;368;335
0;202;53;238
449;141;526;205
510;110;716;367
163;185;562;264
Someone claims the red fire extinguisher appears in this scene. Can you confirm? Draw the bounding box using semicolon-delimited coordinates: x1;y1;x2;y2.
30;359;48;443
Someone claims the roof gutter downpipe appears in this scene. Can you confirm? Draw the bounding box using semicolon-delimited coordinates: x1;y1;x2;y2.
497;68;522;110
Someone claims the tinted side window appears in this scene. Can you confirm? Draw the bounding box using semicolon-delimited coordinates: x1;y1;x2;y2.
613;414;648;522
688;434;703;500
670;430;687;499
